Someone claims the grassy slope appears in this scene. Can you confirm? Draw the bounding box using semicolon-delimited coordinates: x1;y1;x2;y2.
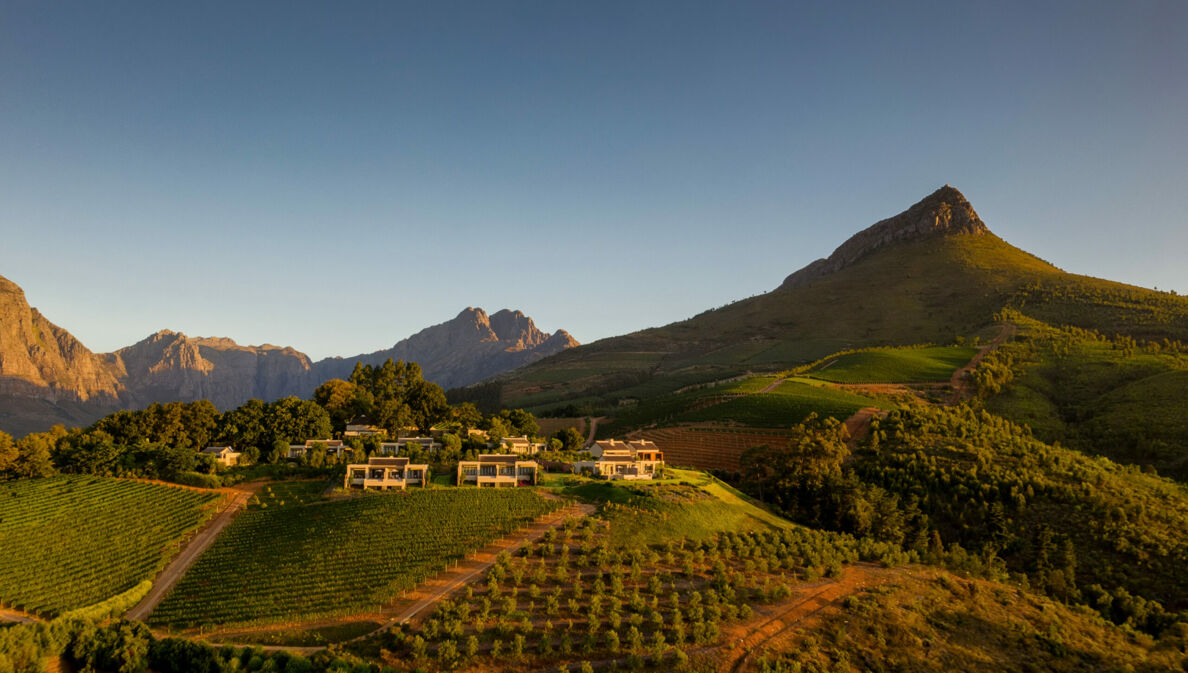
806;345;978;383
770;567;1185;673
673;380;882;428
984;315;1188;480
595;374;884;437
564;468;792;547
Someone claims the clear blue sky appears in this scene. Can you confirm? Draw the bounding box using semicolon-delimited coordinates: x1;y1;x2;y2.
2;1;1185;360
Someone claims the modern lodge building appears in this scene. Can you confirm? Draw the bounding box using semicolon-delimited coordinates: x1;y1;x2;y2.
456;454;539;487
574;439;665;480
344;456;430;490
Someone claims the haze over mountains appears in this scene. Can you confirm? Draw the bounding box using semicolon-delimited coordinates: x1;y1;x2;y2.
0;284;577;435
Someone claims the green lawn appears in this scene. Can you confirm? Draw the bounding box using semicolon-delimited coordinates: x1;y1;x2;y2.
805;345;978;383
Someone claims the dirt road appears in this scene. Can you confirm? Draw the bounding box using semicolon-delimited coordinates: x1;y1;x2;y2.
948;322;1016;402
718;563;901;673
841;406;883;451
125;489;254;621
0;607;38;624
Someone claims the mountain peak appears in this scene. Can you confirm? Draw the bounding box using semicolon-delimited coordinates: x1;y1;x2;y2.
781;185;988;289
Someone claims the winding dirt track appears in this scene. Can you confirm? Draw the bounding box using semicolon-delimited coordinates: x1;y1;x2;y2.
717;563;900;673
125;488;256;621
947;322;1016;402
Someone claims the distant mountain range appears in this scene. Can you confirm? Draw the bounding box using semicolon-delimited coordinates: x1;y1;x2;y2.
0;282;577;436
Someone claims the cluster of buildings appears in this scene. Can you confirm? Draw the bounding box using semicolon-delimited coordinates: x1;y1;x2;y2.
203;416;667;492
340;438;666;491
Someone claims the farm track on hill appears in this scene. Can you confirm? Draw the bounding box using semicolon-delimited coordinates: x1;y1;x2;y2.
948;322;1016;402
125;484;261;621
0;607;38;624
193;500;595;650
717;563;902;673
524;563;904;673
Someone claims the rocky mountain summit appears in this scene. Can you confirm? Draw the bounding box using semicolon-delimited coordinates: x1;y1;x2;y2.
314;307;579;391
0;276;577;435
110;330;316;412
781;185;988;289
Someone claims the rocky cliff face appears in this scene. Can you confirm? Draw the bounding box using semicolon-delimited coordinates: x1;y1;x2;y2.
781;185;988;289
110;331;315;411
314;307;580;390
0;275;123;404
0;277;578;435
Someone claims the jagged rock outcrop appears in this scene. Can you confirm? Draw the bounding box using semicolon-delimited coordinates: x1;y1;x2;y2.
781;185;988;289
314;308;580;390
0;276;578;435
110;331;315;411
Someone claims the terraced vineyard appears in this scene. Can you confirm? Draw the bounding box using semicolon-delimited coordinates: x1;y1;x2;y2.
0;476;223;615
150;489;562;628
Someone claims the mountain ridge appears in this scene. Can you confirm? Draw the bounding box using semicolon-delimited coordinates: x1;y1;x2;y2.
0;281;578;435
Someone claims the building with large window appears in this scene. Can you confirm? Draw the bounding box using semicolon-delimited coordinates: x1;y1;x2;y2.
456;454;539;487
574;439;664;480
343;456;429;490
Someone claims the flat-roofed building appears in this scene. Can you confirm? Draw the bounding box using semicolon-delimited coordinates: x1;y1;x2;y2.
343;456;430;490
376;437;442;456
343;420;386;438
501;435;546;456
288;439;346;459
456;454;539;487
201;446;241;467
574;439;664;480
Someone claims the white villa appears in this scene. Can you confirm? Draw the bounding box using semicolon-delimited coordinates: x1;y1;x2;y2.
574;439;665;480
457;454;539;487
344;456;430;490
201;446;242;467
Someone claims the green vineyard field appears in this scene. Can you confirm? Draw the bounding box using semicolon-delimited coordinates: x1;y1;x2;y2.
805;345;977;383
150;488;561;628
0;476;223;615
